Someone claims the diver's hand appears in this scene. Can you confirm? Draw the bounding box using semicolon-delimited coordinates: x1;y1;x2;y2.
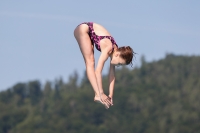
101;93;113;107
108;95;113;105
94;93;112;109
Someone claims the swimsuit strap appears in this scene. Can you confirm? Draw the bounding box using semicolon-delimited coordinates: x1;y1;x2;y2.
99;36;118;51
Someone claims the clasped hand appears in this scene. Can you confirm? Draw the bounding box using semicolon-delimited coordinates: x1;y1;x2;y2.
100;94;113;108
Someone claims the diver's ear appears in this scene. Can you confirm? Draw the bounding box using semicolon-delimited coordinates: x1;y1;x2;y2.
115;51;120;57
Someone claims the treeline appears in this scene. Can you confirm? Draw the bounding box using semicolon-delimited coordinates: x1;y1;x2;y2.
0;54;200;133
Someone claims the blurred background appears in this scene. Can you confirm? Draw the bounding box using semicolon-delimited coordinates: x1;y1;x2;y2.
0;1;200;133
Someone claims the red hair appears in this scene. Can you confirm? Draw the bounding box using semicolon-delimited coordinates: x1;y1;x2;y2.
117;46;135;66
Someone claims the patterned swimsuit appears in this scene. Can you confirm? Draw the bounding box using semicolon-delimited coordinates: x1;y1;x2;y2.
79;22;118;51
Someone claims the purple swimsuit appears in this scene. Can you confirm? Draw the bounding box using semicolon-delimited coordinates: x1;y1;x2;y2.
79;22;118;51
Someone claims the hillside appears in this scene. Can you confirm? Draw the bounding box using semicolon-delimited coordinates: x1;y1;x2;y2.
0;54;200;133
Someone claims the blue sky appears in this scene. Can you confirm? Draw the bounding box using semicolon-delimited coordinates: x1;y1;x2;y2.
0;1;200;91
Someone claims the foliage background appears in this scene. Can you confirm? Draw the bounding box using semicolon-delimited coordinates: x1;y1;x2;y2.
0;54;200;133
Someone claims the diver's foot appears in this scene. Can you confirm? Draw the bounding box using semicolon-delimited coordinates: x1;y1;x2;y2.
94;96;109;109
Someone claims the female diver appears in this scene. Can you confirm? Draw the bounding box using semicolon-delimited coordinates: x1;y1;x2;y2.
74;22;135;109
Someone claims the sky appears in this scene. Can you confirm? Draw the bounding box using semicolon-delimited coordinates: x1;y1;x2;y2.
0;1;200;91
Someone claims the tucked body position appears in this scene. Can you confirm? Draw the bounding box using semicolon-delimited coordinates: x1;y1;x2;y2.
74;22;135;109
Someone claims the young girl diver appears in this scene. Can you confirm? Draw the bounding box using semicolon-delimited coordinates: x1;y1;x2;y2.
74;22;135;109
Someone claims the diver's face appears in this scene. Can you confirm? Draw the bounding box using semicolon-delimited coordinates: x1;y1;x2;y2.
110;52;126;67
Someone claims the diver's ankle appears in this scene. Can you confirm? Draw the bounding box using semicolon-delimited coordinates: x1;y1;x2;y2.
95;92;104;97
